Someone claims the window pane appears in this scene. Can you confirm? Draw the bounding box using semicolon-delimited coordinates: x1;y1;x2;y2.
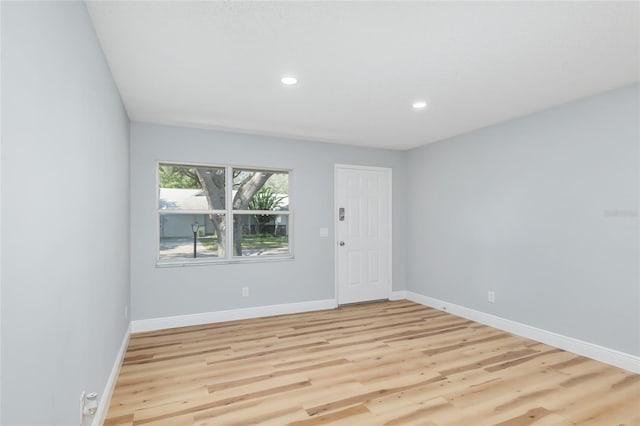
159;164;225;210
232;214;289;257
159;213;226;260
233;169;289;211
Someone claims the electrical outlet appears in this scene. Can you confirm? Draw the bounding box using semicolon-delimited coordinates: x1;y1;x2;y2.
242;287;249;297
488;291;496;303
79;391;85;424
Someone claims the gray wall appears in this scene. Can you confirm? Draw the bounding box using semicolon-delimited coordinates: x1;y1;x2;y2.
407;84;639;356
130;122;407;320
1;2;130;425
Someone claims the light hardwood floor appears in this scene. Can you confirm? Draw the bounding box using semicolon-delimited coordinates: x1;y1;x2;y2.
105;300;639;425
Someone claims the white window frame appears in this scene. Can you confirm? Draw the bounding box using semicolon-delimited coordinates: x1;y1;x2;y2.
156;161;294;266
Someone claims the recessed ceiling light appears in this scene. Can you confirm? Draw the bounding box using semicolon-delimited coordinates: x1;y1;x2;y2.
412;100;428;110
281;76;298;86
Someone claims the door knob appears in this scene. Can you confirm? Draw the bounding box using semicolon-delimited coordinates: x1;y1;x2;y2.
339;241;345;246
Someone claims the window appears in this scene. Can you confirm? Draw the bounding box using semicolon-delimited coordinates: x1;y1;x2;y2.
158;163;292;264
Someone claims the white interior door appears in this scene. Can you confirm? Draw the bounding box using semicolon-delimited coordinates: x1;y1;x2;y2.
335;165;391;304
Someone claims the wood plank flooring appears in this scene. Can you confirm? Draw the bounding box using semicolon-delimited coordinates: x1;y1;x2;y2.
105;300;640;425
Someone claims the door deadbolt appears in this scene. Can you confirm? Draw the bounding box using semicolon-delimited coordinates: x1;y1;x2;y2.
339;241;345;246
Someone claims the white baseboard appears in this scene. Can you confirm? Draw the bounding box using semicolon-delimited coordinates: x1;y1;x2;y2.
405;291;640;374
131;299;338;333
390;290;407;300
92;324;131;426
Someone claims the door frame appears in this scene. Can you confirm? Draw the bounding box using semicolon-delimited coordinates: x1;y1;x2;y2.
334;164;393;305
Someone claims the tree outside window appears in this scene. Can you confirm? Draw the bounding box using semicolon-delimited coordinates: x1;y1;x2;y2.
157;163;291;263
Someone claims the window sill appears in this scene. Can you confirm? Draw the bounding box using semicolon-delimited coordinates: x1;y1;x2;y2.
156;255;295;268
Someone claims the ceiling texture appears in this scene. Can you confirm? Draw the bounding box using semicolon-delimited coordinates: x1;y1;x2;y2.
87;1;639;150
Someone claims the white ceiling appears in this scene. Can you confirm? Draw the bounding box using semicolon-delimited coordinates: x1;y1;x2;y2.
87;1;640;150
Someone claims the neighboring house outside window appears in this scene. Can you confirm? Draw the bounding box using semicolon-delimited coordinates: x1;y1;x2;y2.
157;163;292;264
